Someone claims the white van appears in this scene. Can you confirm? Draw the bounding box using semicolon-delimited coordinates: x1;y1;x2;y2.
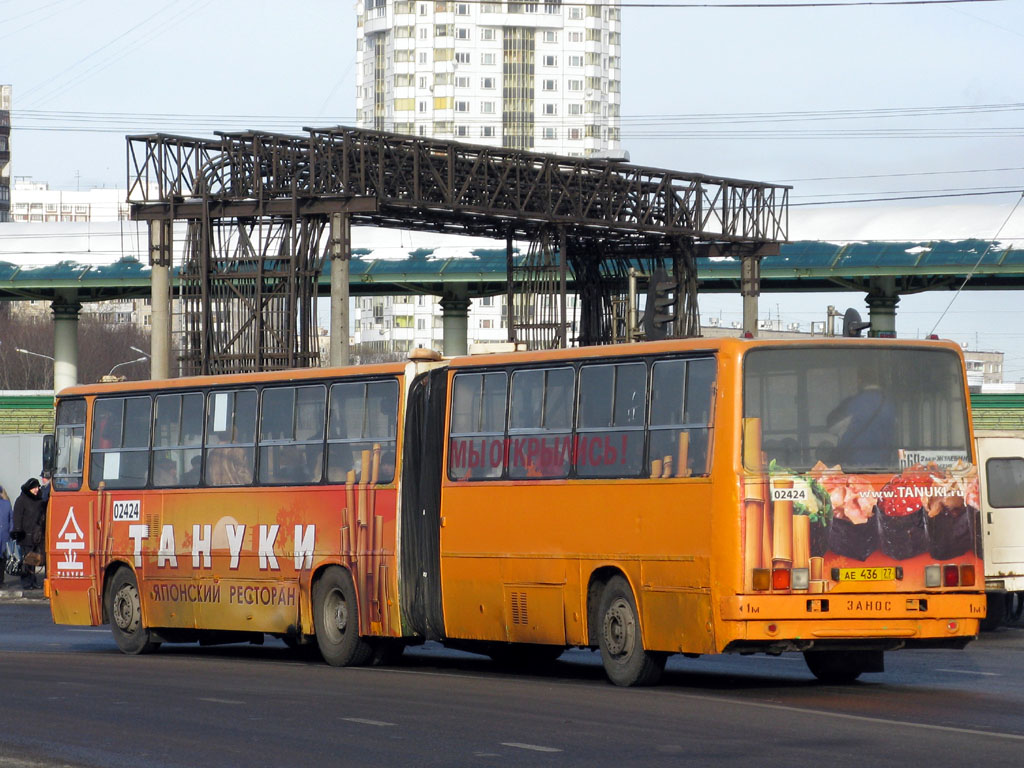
976;431;1024;628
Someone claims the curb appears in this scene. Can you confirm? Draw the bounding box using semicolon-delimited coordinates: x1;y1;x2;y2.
0;588;48;602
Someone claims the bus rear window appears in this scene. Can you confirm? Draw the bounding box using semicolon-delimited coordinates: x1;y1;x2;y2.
743;347;970;473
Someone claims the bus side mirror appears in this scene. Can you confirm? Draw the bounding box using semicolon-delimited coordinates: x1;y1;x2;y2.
42;434;55;475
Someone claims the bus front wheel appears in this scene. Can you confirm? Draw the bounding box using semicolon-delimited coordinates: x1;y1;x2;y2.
597;575;666;686
312;567;373;667
106;568;160;655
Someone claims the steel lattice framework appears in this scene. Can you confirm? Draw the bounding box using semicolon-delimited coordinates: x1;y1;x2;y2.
128;126;789;369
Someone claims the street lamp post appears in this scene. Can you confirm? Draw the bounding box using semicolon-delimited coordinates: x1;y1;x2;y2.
105;357;149;380
15;347;55;363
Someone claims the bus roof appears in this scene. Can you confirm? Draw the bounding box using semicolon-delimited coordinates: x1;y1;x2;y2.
55;361;409;399
55;336;964;399
446;335;965;369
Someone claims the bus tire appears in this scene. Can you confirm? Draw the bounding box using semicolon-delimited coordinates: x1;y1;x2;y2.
803;649;878;684
105;567;160;655
312;566;373;667
597;575;665;686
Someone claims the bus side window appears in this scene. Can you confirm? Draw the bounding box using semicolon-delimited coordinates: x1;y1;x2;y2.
153;392;203;488
508;367;573;480
90;396;152;490
649;358;715;478
259;385;326;485
204;389;256;487
327;379;399;484
448;371;507;480
576;362;646;478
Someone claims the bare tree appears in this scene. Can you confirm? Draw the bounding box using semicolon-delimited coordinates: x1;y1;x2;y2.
0;308;152;390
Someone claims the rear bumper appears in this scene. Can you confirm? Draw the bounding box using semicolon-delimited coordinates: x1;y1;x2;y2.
717;591;984;650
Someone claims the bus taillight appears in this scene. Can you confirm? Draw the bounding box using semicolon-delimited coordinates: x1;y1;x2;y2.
752;569;771;591
772;567;791;590
944;564;960;587
959;564;976;587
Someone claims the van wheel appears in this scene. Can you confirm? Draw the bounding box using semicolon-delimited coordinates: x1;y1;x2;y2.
981;593;1008;631
106;568;160;655
313;567;373;666
597;575;665;686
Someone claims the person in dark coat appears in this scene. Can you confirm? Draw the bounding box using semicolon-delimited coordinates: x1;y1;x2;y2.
0;485;12;583
11;478;46;589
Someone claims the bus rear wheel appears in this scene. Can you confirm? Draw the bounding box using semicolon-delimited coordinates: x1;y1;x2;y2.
803;649;880;684
597;575;665;687
106;568;160;655
312;566;373;667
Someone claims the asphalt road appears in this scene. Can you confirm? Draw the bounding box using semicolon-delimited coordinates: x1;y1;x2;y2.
1;600;1023;768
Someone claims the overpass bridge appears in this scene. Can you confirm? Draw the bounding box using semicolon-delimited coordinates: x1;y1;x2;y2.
2;230;1022;387
2;234;1020;302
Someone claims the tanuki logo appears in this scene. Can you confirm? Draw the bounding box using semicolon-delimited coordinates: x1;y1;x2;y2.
55;507;86;573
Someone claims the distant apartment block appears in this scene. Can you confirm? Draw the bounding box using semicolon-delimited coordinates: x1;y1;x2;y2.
1;85;11;222
355;0;622;156
10;178;131;222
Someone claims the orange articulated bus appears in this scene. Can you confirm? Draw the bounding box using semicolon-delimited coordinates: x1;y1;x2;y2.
44;338;985;686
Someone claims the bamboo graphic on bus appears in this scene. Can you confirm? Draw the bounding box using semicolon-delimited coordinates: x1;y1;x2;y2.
340;444;394;635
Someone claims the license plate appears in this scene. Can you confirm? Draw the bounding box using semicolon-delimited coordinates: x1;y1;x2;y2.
834;567;900;582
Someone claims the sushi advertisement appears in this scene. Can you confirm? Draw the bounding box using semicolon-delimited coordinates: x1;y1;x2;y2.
742;418;980;593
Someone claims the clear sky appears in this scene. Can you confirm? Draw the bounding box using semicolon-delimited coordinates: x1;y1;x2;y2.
3;0;1024;374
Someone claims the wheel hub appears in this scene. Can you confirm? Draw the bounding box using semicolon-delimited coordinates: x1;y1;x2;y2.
323;588;348;642
603;597;635;658
113;585;140;633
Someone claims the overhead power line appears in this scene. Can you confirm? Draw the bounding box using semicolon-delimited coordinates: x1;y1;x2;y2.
791;189;1024;206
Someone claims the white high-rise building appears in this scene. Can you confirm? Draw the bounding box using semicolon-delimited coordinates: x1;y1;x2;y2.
355;0;622;156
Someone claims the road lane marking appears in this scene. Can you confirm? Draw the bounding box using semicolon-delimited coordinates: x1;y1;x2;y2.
653;692;1024;742
68;628;109;633
501;742;562;753
935;668;1000;676
342;717;395;727
199;698;245;705
356;663;1024;742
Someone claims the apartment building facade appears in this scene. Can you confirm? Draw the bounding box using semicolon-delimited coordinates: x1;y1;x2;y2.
355;0;622;156
9;178;131;223
1;85;11;222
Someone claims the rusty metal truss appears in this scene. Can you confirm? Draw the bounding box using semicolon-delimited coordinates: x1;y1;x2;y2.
128;126;789;368
128;127;788;244
178;216;323;375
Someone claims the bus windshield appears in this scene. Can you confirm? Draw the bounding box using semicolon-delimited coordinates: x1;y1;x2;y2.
744;346;970;473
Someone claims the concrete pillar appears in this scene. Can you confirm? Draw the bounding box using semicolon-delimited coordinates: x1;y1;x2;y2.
740;253;762;337
149;219;173;379
50;290;81;393
865;276;900;337
440;287;470;357
329;212;351;366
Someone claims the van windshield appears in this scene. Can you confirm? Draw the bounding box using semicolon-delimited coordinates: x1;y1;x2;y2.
743;346;970;473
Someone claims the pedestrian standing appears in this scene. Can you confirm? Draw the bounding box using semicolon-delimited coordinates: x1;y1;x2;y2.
11;478;46;590
0;486;12;585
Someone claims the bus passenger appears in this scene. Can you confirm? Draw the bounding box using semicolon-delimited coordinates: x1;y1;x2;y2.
154;458;178;487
